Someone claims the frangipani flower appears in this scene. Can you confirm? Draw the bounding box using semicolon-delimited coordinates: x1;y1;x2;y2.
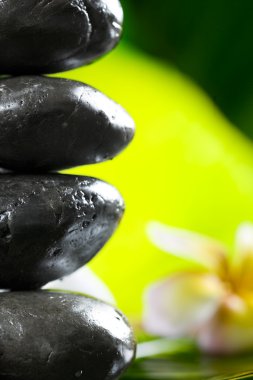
143;222;253;355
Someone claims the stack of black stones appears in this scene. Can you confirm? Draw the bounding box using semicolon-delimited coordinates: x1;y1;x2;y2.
0;1;136;379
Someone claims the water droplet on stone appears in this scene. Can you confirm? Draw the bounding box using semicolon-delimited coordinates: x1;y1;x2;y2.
75;370;83;378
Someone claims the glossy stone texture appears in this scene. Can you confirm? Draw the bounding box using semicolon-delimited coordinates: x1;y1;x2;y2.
0;292;136;380
0;174;124;290
0;76;135;172
0;0;123;74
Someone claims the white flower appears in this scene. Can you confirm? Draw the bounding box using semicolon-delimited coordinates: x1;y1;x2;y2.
143;222;253;354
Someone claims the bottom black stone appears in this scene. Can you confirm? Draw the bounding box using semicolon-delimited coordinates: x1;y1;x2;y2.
0;291;136;380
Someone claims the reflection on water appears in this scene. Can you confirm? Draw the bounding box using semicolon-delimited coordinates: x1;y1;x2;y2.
122;346;253;379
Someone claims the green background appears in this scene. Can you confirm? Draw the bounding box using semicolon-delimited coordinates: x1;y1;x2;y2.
123;0;253;140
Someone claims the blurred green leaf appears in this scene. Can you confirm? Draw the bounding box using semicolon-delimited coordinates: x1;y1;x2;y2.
123;341;253;380
122;0;253;139
58;45;253;320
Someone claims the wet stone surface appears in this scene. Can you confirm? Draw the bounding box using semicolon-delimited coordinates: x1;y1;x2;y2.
0;76;135;172
0;0;123;74
0;174;124;290
0;291;136;380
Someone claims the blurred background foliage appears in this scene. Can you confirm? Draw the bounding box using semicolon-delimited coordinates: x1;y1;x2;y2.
122;0;253;139
58;1;253;327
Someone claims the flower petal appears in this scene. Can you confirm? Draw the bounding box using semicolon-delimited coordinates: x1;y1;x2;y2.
197;294;253;354
143;273;225;338
147;221;228;275
236;222;253;254
43;267;116;305
233;222;253;290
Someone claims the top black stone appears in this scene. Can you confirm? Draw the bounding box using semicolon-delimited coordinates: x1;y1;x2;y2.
0;0;123;74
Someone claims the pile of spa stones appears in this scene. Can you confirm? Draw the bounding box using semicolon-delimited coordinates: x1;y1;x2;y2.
0;1;136;379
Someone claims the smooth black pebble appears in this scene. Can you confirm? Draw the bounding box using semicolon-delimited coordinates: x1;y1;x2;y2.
0;0;123;74
0;291;136;380
0;76;134;172
0;174;124;290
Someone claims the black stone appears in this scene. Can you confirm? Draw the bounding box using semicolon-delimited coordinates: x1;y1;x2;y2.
0;76;135;172
0;291;136;380
0;174;124;290
0;0;123;74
